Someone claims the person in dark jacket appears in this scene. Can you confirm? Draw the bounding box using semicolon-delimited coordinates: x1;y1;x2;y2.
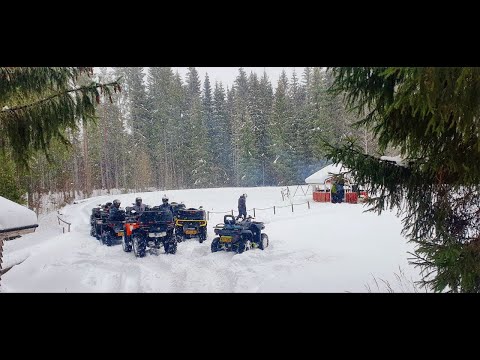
132;197;146;214
102;202;113;214
236;194;247;220
336;178;345;203
109;199;125;221
159;195;173;215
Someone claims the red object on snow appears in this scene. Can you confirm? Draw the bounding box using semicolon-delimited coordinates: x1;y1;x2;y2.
313;191;330;202
345;192;358;204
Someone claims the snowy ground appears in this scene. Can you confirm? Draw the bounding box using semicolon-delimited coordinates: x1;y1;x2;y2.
1;187;424;292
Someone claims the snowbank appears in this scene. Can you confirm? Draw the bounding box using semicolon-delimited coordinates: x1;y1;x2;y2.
1;187;423;292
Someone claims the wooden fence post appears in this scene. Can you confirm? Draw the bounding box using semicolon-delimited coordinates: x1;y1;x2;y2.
253;208;256;217
207;211;210;221
273;206;276;215
291;204;294;212
308;201;310;209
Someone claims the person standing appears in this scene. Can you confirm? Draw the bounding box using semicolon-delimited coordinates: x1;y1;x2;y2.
236;193;247;220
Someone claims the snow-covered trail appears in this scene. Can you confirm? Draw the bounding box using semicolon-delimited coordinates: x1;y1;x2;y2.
1;187;423;292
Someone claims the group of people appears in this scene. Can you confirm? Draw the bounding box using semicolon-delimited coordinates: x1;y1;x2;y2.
330;176;345;204
105;195;174;221
100;193;249;223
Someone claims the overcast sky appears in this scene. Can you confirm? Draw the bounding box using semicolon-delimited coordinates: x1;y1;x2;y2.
172;67;305;88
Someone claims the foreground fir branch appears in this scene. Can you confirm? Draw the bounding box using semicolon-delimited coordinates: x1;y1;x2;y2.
0;67;121;167
325;67;480;293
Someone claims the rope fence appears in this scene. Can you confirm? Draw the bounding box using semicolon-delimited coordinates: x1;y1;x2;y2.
207;201;311;220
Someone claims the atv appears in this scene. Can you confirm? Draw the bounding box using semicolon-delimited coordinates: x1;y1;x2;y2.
211;215;269;254
175;207;207;243
123;206;177;257
90;204;109;240
170;202;186;221
100;209;126;246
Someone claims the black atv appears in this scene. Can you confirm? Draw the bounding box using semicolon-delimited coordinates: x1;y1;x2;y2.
123;206;177;257
175;207;207;243
170;202;186;221
211;215;269;254
100;209;126;247
90;205;109;240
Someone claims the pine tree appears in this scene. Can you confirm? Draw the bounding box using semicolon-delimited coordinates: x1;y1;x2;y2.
0;151;25;203
232;68;249;186
121;67;152;189
147;67;175;189
183;67;213;188
212;82;232;186
258;71;275;186
326;67;480;293
0;67;120;167
202;73;214;139
270;70;296;185
170;71;187;188
225;86;236;186
237;72;259;186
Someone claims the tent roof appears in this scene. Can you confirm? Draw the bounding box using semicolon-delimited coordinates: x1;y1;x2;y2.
305;163;350;184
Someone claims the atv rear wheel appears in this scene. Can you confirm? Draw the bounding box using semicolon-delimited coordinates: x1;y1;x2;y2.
101;231;109;246
132;234;146;258
122;235;132;252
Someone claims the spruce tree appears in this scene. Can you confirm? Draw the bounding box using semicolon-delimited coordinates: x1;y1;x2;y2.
183;67;213;187
0;67;120;167
212;82;231;186
326;67;480;293
232;68;249;186
270;70;296;185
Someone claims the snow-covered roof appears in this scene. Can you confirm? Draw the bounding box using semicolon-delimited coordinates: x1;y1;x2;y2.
305;163;351;184
0;196;38;231
380;155;408;167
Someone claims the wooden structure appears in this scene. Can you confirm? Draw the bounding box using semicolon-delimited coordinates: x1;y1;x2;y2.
0;196;39;289
305;163;367;204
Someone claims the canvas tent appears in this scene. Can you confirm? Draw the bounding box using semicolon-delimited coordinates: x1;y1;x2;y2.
305;162;351;188
305;163;365;203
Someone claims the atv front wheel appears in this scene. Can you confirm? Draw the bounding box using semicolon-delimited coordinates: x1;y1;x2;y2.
211;237;220;252
199;229;206;244
259;233;269;250
236;241;247;254
95;226;102;240
164;239;177;254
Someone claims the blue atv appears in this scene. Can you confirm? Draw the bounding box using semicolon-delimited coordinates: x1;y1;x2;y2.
211;215;269;254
